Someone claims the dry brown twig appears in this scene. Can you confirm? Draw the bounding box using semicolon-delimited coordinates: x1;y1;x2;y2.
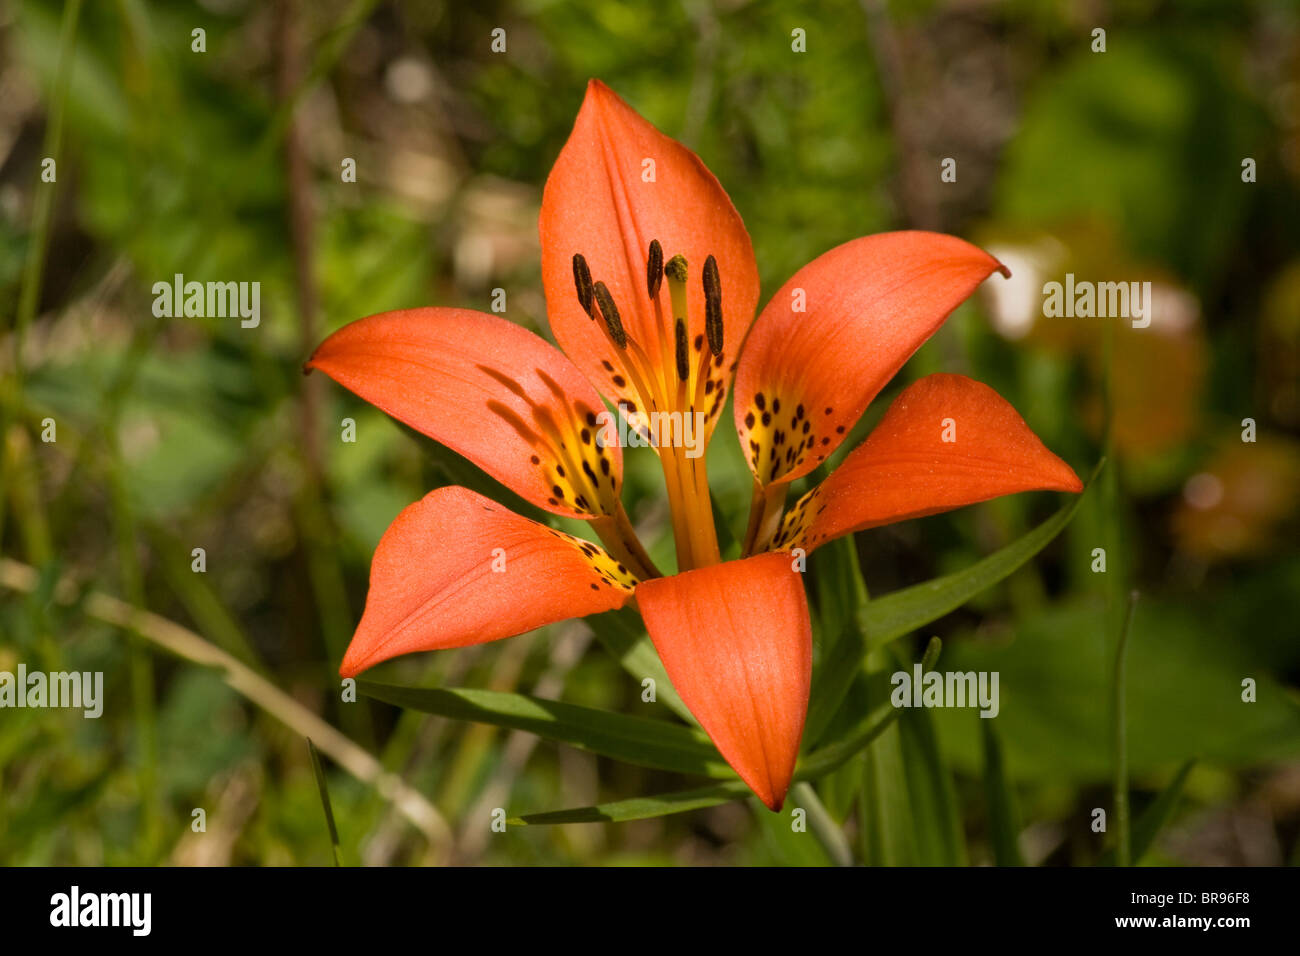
0;557;453;855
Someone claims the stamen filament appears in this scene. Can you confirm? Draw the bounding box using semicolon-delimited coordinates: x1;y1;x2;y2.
674;319;690;382
591;506;661;580
741;480;789;556
573;246;726;572
658;252;721;568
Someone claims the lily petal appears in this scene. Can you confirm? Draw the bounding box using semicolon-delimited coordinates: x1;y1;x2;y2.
307;307;622;519
734;232;1009;486
540;79;759;430
636;553;811;810
772;373;1084;551
340;487;637;677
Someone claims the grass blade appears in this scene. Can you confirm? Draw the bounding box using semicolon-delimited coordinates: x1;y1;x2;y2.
981;718;1024;866
307;738;341;866
1097;759;1196;867
1112;589;1140;865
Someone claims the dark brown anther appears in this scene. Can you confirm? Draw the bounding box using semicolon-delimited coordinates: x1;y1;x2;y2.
647;240;664;299
592;281;628;349
675;319;689;381
572;254;595;317
703;254;723;356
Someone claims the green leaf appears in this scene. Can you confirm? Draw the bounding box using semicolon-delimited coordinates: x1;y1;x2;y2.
509;654;910;830
815;756;866;825
894;650;967;866
508;781;752;826
796;676;900;780
813;532;870;632
858;638;964;866
1097;759;1196;867
758;783;843;866
307;738;341;867
860;467;1097;653
800;636;940;781
859;721;913;865
805;535;871;748
585;608;692;722
358;680;731;778
981;719;1025;866
510;661;906;828
930;597;1300;781
805;622;868;749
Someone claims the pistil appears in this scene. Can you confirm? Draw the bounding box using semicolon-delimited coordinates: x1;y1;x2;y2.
661;253;721;569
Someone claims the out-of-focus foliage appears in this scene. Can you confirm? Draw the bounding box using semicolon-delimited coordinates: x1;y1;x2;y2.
1;0;1298;866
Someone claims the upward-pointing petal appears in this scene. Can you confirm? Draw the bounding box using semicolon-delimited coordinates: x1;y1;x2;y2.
540;80;759;430
734;232;1009;487
307;307;622;520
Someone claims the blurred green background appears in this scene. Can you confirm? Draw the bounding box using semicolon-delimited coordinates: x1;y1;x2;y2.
1;0;1298;865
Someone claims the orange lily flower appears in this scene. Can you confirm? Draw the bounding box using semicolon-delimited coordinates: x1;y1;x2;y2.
306;80;1083;811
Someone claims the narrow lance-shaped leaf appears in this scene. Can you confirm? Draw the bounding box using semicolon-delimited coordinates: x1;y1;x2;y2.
859;461;1099;653
511;673;907;828
796;670;900;778
897;703;967;865
307;738;341;867
509;781;753;827
358;681;732;779
804;535;871;748
585;607;692;722
981;719;1025;866
859;719;914;866
856;638;942;865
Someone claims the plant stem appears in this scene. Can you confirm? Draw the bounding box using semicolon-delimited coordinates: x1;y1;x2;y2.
1;0;81;550
1112;589;1139;867
792;782;854;866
